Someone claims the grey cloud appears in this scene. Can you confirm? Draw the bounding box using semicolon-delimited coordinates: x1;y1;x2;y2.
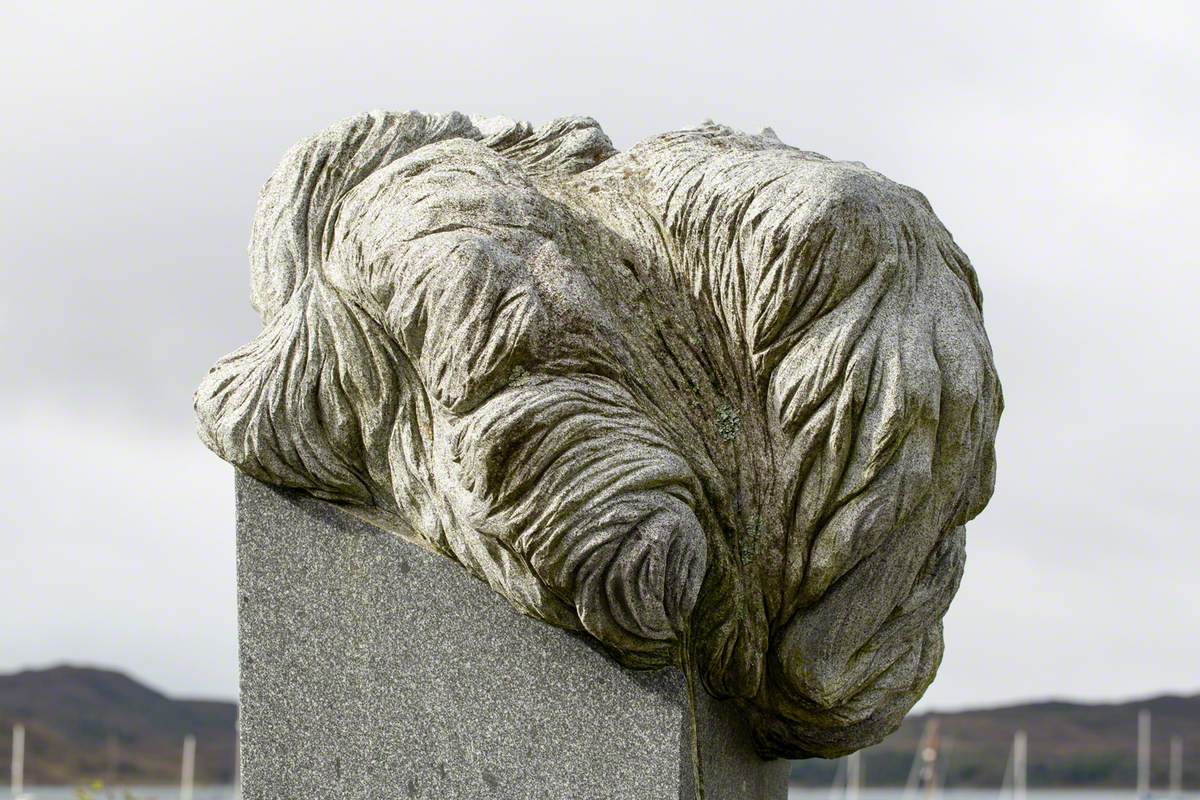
0;0;1195;703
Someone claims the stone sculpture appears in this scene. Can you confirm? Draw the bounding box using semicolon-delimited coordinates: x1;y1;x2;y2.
196;111;1002;759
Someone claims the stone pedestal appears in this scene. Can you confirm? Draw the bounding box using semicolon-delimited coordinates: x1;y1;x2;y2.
235;473;789;800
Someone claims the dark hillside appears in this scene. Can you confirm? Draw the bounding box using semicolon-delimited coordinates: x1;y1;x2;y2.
2;665;1194;788
0;665;235;785
790;693;1200;787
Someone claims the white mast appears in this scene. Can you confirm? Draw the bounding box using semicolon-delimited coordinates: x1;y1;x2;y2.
903;718;940;800
181;734;196;800
1138;709;1151;800
1013;730;1027;800
1169;736;1182;799
847;750;862;800
11;724;24;799
828;753;846;800
901;719;944;800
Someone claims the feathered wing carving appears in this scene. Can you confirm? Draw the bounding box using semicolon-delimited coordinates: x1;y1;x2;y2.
196;111;1002;758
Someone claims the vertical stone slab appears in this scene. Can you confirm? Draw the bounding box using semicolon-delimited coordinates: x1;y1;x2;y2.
235;473;788;800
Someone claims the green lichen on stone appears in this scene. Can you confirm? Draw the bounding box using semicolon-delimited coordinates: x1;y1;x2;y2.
715;403;741;442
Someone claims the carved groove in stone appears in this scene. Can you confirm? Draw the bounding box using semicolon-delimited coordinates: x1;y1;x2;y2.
196;111;1002;759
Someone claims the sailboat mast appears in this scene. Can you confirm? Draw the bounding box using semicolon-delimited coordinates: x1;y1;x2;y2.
1169;736;1182;799
847;750;862;800
902;719;941;800
925;721;941;800
1014;730;1027;800
1138;709;1151;799
181;734;196;800
11;724;24;798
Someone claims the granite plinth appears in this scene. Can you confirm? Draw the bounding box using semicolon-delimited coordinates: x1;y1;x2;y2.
235;473;789;799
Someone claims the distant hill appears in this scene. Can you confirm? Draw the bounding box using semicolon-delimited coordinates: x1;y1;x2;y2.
0;665;235;785
790;693;1200;787
1;666;1195;788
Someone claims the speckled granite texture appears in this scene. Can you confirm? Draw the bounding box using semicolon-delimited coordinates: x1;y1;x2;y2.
236;472;788;799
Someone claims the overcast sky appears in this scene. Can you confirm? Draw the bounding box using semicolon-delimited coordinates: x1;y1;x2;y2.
1;2;1196;711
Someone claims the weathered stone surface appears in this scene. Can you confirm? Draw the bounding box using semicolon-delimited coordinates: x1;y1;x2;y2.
237;473;789;799
199;112;1002;758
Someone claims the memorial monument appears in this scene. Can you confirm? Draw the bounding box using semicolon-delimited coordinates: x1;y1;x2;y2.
196;111;1002;799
